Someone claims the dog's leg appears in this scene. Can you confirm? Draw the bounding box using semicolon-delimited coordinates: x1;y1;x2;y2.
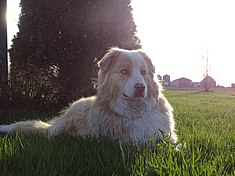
48;98;93;138
47;117;68;137
47;114;90;138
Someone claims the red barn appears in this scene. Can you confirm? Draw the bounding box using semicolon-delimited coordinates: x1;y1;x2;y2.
201;76;216;89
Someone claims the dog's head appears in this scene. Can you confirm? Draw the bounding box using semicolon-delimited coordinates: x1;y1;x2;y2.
96;48;161;116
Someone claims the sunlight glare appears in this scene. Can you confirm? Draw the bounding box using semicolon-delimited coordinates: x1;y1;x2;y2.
132;0;235;87
7;0;21;48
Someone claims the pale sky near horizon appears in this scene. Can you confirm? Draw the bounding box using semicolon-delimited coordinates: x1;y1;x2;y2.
132;0;235;87
7;0;235;87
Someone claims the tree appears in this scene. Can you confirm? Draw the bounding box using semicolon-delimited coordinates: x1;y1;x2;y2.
9;0;141;108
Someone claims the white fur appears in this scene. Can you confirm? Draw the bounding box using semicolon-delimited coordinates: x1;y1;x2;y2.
0;125;12;133
0;48;178;144
122;52;147;98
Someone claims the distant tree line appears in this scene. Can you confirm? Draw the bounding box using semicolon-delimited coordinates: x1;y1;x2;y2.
0;0;140;109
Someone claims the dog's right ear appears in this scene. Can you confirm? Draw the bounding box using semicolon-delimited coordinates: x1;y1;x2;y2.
98;48;119;73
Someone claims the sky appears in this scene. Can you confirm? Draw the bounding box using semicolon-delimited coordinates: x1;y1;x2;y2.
7;0;235;87
7;0;21;48
132;0;235;87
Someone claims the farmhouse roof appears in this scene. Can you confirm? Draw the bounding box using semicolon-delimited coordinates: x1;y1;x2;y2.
201;76;216;83
173;77;192;82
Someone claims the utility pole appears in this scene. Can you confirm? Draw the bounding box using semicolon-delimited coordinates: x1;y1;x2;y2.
205;49;209;91
0;0;8;88
202;48;209;91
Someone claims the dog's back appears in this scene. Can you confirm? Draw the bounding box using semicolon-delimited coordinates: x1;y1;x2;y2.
0;96;96;137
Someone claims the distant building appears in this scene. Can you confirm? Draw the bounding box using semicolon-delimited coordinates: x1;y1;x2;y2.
231;83;235;88
201;76;216;89
157;75;162;81
157;75;163;84
163;74;170;86
192;82;201;88
171;77;192;88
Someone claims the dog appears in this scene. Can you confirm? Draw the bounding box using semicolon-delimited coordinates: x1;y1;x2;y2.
0;48;177;144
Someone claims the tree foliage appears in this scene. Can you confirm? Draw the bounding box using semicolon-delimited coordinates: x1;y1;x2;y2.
8;0;140;109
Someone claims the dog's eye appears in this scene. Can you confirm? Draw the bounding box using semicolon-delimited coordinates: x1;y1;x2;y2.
141;69;147;75
120;69;129;75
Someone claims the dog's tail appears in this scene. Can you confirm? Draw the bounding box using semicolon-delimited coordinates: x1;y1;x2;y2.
0;120;50;136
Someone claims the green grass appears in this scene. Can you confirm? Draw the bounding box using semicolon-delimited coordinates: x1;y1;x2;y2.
1;89;235;175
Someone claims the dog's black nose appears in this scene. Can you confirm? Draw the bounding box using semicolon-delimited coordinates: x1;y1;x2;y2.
134;83;145;95
135;83;145;91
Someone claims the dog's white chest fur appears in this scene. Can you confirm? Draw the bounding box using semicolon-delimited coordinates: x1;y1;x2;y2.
87;96;174;143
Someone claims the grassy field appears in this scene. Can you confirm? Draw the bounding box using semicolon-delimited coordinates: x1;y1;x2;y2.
0;89;235;176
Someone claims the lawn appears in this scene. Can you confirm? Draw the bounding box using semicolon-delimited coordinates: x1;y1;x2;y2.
0;89;235;176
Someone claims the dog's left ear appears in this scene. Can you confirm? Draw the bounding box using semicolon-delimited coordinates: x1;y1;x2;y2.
138;51;155;77
98;48;119;73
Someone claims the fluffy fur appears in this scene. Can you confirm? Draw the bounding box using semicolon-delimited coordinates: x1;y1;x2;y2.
0;48;177;144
